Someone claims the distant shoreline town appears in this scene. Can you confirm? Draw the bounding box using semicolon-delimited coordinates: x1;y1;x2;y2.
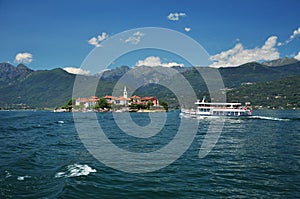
54;86;168;113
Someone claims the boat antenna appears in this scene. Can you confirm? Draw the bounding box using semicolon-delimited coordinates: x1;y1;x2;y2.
201;96;206;103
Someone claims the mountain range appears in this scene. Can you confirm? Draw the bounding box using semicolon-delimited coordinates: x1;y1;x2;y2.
262;57;299;67
0;57;299;109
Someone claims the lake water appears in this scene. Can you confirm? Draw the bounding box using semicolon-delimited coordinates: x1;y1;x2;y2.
0;110;299;198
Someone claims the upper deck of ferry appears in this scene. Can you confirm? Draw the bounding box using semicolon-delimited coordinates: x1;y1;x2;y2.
195;99;242;109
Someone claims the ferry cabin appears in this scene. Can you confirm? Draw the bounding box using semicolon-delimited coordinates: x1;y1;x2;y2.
195;100;251;116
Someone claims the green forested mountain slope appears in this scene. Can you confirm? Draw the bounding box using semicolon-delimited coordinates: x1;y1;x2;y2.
0;65;75;108
227;75;300;109
0;60;299;109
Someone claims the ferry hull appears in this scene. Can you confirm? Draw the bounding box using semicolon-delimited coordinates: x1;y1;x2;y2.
181;110;251;117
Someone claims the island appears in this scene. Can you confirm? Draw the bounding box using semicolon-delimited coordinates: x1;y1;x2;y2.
54;86;168;112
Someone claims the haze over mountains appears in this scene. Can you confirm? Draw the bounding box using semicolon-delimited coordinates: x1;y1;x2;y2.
262;57;299;67
0;57;299;109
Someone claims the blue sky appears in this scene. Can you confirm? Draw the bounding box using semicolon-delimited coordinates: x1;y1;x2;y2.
0;0;300;72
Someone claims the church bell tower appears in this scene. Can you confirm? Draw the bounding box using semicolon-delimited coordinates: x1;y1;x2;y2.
123;85;127;98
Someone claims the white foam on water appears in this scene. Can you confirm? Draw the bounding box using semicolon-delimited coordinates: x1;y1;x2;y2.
5;171;11;178
250;116;290;121
198;115;221;120
17;175;31;181
181;113;291;122
54;172;65;178
55;164;96;178
57;121;64;124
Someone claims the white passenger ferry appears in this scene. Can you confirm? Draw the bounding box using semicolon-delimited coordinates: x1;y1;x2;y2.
181;97;252;117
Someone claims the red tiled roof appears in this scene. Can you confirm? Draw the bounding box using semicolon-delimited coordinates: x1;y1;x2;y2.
141;96;157;101
130;95;140;99
88;96;99;102
77;98;88;103
77;96;99;103
89;99;99;102
115;96;131;101
103;95;113;99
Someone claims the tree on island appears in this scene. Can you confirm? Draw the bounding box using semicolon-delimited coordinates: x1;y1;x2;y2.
146;101;153;110
60;98;75;111
129;103;147;110
95;98;111;110
66;98;75;107
160;100;169;112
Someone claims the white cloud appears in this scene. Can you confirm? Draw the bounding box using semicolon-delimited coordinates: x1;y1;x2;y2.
97;32;108;42
63;67;90;75
290;27;300;40
125;31;144;45
184;27;191;32
210;36;280;68
88;32;109;47
277;42;283;46
167;12;186;21
88;37;100;47
136;56;184;67
295;52;300;60
278;27;300;46
15;52;33;64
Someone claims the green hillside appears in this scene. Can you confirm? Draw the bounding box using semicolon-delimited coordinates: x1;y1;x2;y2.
0;60;300;109
227;75;300;109
0;68;75;108
219;62;298;88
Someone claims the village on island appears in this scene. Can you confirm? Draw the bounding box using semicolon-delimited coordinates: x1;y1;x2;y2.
54;86;168;112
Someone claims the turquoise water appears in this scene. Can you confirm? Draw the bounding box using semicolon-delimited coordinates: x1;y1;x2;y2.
0;110;299;198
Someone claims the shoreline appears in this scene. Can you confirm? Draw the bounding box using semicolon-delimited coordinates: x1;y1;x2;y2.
1;108;300;112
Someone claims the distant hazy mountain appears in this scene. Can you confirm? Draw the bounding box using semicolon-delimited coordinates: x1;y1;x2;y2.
0;59;299;109
262;57;299;67
0;63;33;84
98;65;131;81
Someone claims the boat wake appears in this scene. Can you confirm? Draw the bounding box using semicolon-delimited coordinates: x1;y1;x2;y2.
55;164;96;178
180;113;292;122
249;116;290;121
